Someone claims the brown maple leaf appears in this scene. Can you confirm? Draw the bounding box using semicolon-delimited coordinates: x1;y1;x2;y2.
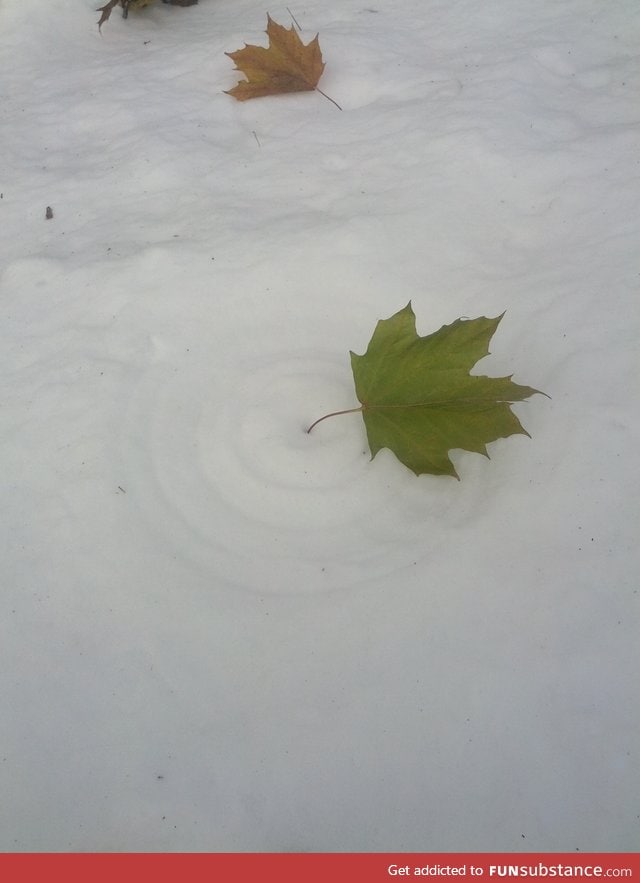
97;0;195;29
96;0;121;28
225;15;326;101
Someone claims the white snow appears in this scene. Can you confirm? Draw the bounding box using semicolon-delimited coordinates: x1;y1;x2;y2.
1;0;638;851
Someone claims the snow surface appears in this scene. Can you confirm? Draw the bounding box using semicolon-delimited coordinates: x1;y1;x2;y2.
1;0;639;852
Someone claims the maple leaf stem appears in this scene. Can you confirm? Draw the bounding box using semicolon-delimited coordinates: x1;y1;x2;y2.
316;88;343;111
306;406;363;433
286;6;302;30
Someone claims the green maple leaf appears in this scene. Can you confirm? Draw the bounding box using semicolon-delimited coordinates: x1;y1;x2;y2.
309;303;545;479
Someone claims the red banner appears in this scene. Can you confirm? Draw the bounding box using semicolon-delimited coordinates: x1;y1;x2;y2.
0;853;638;883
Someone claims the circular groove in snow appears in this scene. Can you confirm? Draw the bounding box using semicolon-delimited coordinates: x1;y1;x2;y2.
121;346;459;595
